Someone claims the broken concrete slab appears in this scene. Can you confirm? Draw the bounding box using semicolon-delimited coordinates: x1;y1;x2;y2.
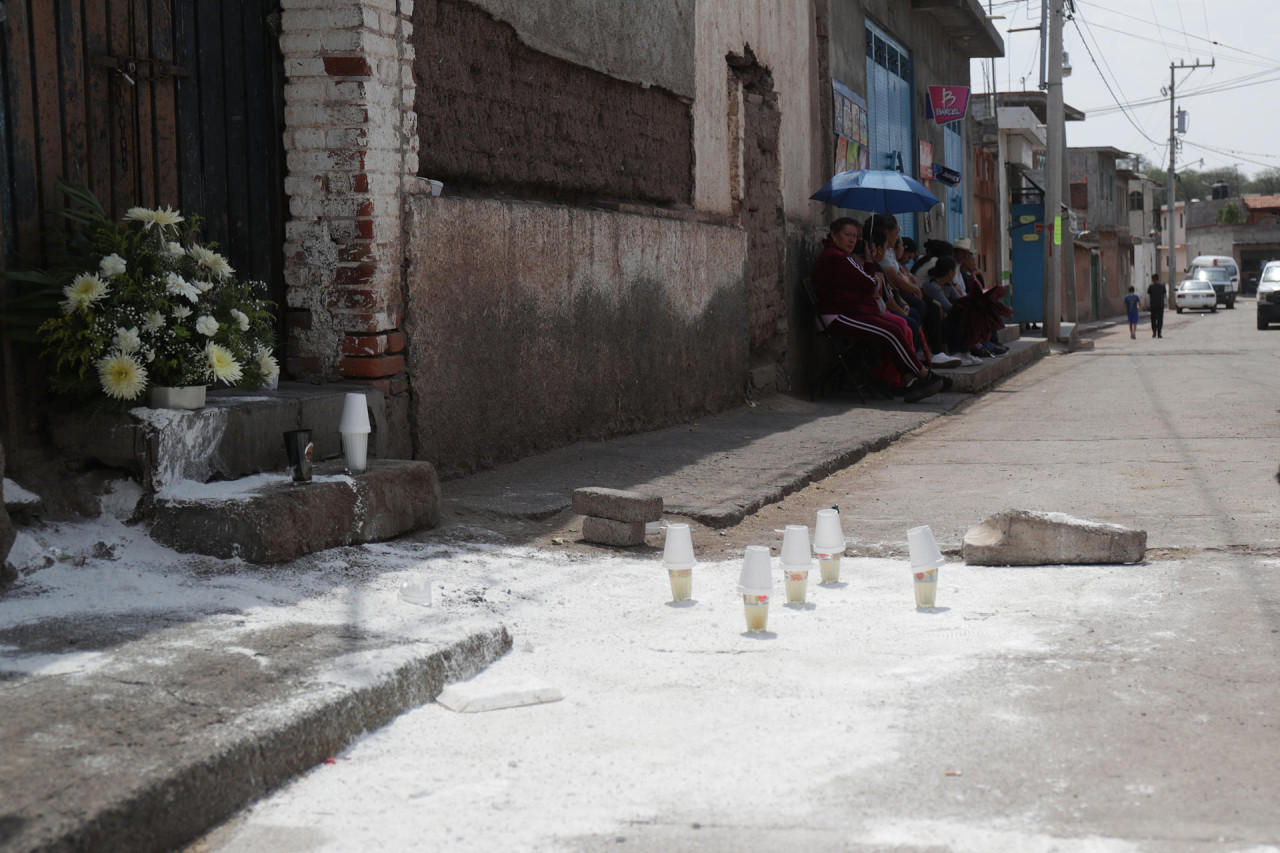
150;459;441;563
962;509;1147;566
571;487;663;523
581;516;647;547
436;672;563;713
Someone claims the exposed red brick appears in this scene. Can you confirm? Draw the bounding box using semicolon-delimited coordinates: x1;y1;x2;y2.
286;310;313;332
334;262;381;287
385;330;406;353
389;376;410;396
326;286;394;312
356;218;375;239
342;333;389;357
324;56;373;78
337;311;401;334
352;173;370;192
340;354;405;379
356;199;375;217
338;242;378;263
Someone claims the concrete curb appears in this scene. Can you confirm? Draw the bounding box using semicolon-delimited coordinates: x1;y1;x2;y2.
3;625;511;853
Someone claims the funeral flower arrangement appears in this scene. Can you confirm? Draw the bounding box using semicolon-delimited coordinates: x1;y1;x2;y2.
36;189;277;403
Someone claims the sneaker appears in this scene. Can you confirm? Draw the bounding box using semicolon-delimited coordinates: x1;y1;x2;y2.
983;341;1009;355
903;375;943;403
970;346;993;359
951;352;979;366
930;352;963;368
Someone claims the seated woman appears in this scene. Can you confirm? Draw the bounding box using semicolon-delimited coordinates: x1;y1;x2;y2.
811;218;942;403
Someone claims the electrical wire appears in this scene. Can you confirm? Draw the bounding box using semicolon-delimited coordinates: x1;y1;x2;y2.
1068;12;1165;148
1074;0;1275;65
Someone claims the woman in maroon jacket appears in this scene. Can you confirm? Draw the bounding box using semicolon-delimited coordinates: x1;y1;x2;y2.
812;219;942;403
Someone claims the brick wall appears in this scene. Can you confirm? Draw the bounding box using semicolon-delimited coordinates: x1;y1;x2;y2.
280;0;420;406
411;0;693;206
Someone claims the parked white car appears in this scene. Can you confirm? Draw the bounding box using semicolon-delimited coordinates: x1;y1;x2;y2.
1187;255;1239;308
1257;261;1280;329
1174;279;1217;313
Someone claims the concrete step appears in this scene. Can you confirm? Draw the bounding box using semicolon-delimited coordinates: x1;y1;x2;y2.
51;383;390;492
931;338;1049;392
996;325;1022;345
151;460;441;563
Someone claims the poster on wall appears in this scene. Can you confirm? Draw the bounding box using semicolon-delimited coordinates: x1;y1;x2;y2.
926;85;971;125
831;78;869;174
919;140;934;182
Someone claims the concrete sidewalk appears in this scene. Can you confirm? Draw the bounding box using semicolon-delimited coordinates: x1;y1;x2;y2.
1;344;1053;853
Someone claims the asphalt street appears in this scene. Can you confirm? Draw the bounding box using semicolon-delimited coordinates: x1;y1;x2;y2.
195;300;1280;853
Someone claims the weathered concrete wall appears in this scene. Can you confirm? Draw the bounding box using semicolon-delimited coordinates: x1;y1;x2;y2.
412;0;693;206
694;0;828;222
404;197;748;477
462;0;696;97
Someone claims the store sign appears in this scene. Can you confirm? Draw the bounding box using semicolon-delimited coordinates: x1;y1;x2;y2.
934;165;962;186
919;140;934;182
927;85;970;125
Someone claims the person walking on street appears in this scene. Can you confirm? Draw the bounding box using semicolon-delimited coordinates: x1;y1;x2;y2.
1147;273;1167;338
1124;286;1141;339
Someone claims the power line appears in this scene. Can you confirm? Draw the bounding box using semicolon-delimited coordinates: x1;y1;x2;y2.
1074;0;1276;64
1067;11;1164;147
1082;67;1280;114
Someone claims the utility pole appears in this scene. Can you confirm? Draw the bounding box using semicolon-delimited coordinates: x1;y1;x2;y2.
1165;59;1213;292
1042;0;1064;345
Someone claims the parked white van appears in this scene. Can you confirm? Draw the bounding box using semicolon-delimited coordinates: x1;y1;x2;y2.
1187;255;1239;308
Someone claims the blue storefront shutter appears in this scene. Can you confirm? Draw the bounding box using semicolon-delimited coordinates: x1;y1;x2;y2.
865;20;915;241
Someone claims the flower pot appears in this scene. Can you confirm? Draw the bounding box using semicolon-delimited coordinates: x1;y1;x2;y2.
149;385;207;410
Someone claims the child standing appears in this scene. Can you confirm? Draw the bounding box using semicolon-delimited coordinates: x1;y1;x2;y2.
1124;285;1141;339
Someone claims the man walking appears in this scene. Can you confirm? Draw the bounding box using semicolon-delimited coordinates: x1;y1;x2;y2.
1147;272;1167;338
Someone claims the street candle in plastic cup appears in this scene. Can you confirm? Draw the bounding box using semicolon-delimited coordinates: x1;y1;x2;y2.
339;392;372;433
662;523;695;601
780;525;810;603
914;567;938;608
340;392;372;474
814;508;845;582
738;546;773;632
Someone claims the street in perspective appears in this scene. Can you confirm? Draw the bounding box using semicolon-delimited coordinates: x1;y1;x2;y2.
181;302;1278;852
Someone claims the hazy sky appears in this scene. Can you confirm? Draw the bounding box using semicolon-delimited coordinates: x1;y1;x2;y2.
970;0;1280;179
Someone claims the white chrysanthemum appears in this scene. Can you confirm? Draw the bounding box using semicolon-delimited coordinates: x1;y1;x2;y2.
205;342;243;384
195;315;219;337
143;348;156;363
96;352;148;400
99;253;127;277
194;278;214;294
230;309;250;332
61;273;110;313
165;272;200;302
167;241;185;257
112;326;141;353
255;345;280;385
188;244;233;279
172;305;193;320
143;311;166;333
125;205;184;230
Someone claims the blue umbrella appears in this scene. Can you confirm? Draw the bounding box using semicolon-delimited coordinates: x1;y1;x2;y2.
810;169;940;214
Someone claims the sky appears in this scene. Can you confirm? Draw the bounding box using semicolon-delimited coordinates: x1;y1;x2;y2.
971;0;1280;180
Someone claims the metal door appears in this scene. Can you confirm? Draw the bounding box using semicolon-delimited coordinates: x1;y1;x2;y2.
1009;202;1044;323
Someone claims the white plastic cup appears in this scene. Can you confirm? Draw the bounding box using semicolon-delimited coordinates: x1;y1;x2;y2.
428;179;443;197
342;431;369;474
814;509;846;582
739;546;773;632
914;567;938;608
662;523;695;568
339;392;372;433
783;567;809;604
907;524;945;570
667;567;693;601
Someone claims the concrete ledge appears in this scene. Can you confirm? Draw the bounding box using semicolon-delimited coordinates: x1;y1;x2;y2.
151;460;441;563
933;338;1049;393
1;621;511;853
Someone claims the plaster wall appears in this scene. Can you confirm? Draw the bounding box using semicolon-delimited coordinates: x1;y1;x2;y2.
693;0;827;221
404;197;748;477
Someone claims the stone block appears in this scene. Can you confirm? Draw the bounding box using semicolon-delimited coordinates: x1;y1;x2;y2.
150;459;440;563
571;487;663;523
962;510;1147;566
581;516;647;547
210;396;298;478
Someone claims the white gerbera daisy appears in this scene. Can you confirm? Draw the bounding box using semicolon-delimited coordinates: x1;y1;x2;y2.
96;352;148;400
230;309;250;332
143;311;166;333
188;244;234;279
205;342;243;384
172;305;193;320
165;272;200;302
195;315;219;337
255;345;280;385
112;326;141;353
61;273;110;313
99;253;127;277
125;205;184;230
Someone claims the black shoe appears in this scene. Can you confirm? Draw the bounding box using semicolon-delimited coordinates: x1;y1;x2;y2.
904;375;943;403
